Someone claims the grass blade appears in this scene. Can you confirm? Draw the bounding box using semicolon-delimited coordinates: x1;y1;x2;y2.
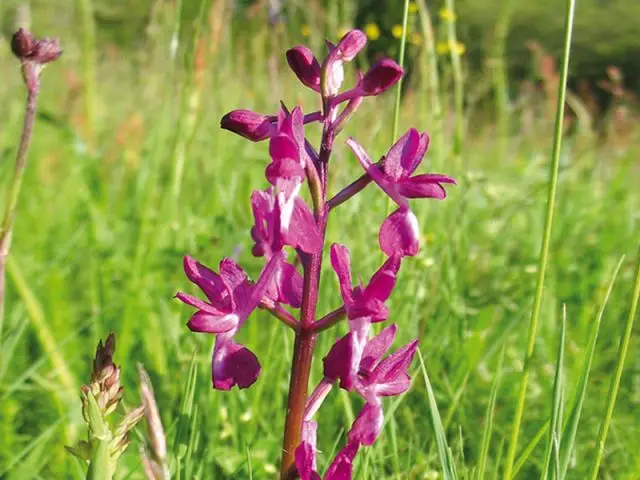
512;420;549;477
475;344;505;480
6;256;76;394
589;249;640;480
541;305;566;479
502;0;577;476
559;257;625;478
418;348;458;480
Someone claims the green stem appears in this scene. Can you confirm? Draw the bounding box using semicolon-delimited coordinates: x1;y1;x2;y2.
589;248;640;480
87;438;112;480
444;0;464;158
502;0;576;477
492;0;515;157
76;0;97;148
391;0;410;143
386;0;410;218
416;0;444;170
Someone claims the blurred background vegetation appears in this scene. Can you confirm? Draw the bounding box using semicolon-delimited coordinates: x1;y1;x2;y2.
0;0;638;479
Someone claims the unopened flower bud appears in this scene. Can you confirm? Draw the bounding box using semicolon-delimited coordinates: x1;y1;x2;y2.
359;59;404;96
220;109;276;142
286;46;321;92
11;29;61;64
32;37;62;64
11;28;34;58
335;29;367;61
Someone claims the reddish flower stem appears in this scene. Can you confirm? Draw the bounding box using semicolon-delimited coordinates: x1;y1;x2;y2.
280;100;336;477
327;159;383;211
0;65;39;339
327;172;372;211
261;303;299;331
279;214;326;476
312;305;346;332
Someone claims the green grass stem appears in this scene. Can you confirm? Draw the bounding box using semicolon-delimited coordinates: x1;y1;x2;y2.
502;0;577;476
589;249;640;480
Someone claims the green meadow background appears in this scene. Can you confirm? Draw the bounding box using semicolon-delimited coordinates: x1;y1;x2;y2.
0;1;638;478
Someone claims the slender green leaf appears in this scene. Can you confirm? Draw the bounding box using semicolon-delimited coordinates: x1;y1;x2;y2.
589;249;640;480
560;257;625;478
503;0;577;475
476;345;505;480
418;349;458;480
542;306;566;479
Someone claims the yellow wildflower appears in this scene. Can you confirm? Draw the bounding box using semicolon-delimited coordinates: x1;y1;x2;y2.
408;2;419;14
391;24;404;39
364;22;381;41
410;32;423;46
455;41;466;55
301;24;312;38
439;8;457;22
436;41;449;55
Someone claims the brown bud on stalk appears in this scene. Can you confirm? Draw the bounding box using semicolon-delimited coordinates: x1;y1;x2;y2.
81;334;123;421
10;28;62;93
11;28;62;64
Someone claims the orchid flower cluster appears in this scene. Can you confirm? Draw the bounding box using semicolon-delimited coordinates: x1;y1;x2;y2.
176;29;455;479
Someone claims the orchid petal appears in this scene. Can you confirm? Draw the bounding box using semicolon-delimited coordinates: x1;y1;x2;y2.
398;174;455;199
238;252;284;321
336;29;367;61
383;129;421;182
370;339;418;388
347;137;405;206
295;442;322;480
212;338;261;390
359;324;398;374
401;131;430;176
365;255;401;303
323;332;356;390
324;441;359;480
281;197;323;254
379;207;420;257
187;311;238;334
270;134;299;163
175;292;225;316
348;402;383;446
183;256;226;306
330;244;354;307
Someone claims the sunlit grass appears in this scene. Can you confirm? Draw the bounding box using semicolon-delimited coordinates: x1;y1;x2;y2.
0;1;638;479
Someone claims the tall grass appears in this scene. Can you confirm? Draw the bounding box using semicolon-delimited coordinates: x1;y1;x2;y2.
503;0;576;476
0;1;638;478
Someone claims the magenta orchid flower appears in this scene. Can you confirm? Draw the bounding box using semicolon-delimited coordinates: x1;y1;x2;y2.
330;243;400;324
346;128;455;257
327;243;401;390
347;128;456;206
176;253;283;390
250;187;321;308
323;324;418;443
